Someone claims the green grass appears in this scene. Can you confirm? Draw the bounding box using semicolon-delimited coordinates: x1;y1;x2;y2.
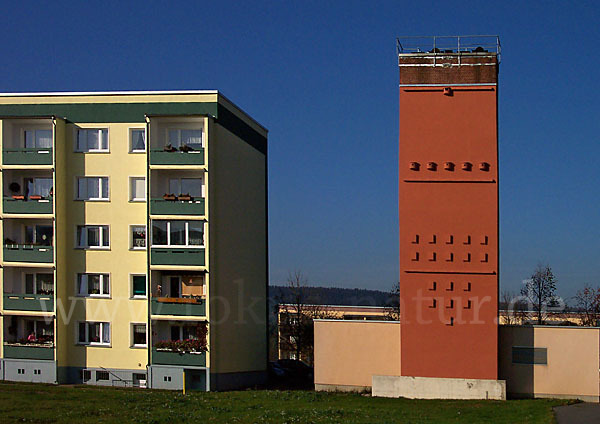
0;382;571;423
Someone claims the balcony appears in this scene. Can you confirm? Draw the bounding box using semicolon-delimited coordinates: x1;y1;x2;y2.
150;198;205;216
151;297;206;316
2;148;53;166
3;245;53;263
3;343;54;360
149;149;204;166
3;294;54;312
151;248;205;267
3;198;53;215
151;348;206;367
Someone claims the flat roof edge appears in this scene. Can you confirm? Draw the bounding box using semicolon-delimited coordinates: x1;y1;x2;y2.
0;90;219;97
313;319;400;323
217;92;268;133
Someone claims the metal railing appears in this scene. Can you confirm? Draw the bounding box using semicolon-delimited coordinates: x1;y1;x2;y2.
397;35;501;62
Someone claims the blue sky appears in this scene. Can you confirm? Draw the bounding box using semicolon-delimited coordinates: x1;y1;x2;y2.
1;1;599;299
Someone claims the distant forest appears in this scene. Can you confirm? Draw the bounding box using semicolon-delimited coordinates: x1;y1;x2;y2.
268;285;396;307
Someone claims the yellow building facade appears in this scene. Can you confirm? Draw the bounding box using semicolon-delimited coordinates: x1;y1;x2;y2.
0;91;268;390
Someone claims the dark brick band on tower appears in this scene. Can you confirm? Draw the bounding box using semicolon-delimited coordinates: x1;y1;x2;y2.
398;36;500;379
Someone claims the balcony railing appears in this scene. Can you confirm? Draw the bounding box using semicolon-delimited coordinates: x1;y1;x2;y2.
150;198;205;216
3;148;53;166
3;245;53;263
3;343;55;360
151;348;206;367
149;149;205;166
3;293;54;312
150;247;205;266
3;198;53;215
151;297;206;316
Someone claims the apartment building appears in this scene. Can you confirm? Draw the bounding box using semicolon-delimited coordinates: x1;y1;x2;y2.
0;91;268;391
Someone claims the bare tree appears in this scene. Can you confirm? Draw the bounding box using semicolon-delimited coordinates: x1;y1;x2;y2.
276;271;332;364
574;285;600;326
520;264;557;325
500;290;528;325
500;290;517;325
384;282;400;321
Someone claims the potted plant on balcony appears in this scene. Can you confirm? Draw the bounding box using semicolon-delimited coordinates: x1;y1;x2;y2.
163;143;177;153
179;144;194;153
29;194;43;201
11;195;25;200
163;193;176;201
177;193;192;201
154;323;208;354
154;338;208;354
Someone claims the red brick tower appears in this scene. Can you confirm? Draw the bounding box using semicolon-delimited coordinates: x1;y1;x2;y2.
398;36;500;380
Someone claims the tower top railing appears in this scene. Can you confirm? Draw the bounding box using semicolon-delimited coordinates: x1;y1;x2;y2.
397;35;501;62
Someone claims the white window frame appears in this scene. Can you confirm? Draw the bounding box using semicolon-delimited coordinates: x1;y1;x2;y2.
24;223;54;245
130;225;147;250
130;323;147;348
130;274;147;299
74;128;109;153
168;177;204;198
76;321;111;346
76;177;109;201
151;221;204;248
129;177;146;202
129;128;146;153
23;271;54;295
25;319;54;340
76;225;110;249
25;177;54;198
166;128;204;149
22;127;53;149
76;273;110;298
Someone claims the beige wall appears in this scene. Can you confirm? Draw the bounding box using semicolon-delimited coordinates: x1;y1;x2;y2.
500;325;600;402
58;122;148;370
314;320;401;389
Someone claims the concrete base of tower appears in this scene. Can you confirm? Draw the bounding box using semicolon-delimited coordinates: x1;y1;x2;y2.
372;375;506;400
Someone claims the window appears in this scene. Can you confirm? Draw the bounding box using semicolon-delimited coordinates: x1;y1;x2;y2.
130;129;146;152
168;129;203;149
75;129;108;152
25;320;54;341
96;371;109;381
77;274;110;297
76;225;110;249
25;178;53;198
170;325;200;341
512;347;547;365
132;373;146;387
24;129;52;149
81;370;91;382
168;178;203;198
24;273;54;295
131;275;147;298
78;322;111;345
25;224;53;246
131;226;146;249
130;177;146;201
152;220;204;247
131;324;147;347
76;177;109;201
